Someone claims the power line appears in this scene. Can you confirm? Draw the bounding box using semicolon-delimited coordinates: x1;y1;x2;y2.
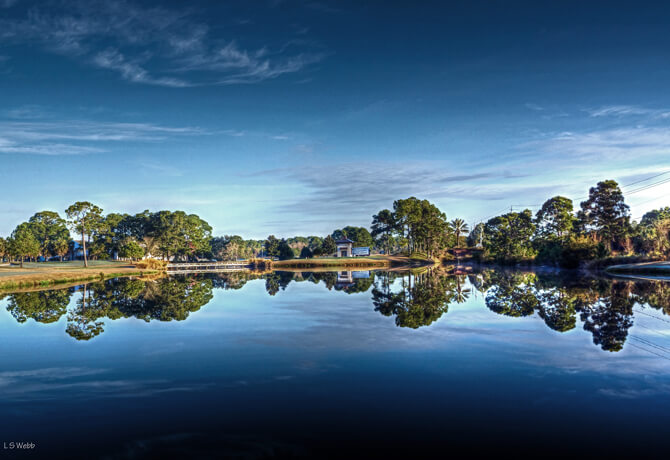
571;170;670;204
625;177;670;196
631;336;670;355
471;172;670;223
634;308;670;325
629;343;670;361
621;170;670;188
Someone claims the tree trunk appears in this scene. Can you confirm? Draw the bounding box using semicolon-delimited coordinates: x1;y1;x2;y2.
20;256;24;268
82;230;88;268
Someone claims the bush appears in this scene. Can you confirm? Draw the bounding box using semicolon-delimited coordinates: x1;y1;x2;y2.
534;239;563;265
135;259;168;270
558;238;599;269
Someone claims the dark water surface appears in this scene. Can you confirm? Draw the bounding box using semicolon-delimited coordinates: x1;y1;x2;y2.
1;268;669;459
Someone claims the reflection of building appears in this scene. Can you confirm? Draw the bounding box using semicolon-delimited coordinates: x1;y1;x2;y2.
335;238;354;257
337;271;354;285
336;270;370;289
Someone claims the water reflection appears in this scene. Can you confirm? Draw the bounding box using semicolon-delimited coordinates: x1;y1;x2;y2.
1;268;669;352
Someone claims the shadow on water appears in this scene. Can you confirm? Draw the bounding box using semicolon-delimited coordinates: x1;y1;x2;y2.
1;268;669;352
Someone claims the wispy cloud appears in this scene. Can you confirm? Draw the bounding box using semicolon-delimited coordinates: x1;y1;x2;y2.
93;48;191;88
524;126;670;163
251;163;534;227
585;104;670;119
0;366;212;401
0;0;324;86
0;119;205;155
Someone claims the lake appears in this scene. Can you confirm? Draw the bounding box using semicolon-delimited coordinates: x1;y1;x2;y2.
1;268;669;458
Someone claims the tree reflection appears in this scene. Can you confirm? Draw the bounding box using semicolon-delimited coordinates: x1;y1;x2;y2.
480;270;641;352
578;282;635;352
2;268;668;351
3;276;214;341
536;288;577;333
6;288;72;324
485;273;539;317
372;270;457;328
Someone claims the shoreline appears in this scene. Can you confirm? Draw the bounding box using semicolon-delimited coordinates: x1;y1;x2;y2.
0;262;160;291
0;255;435;292
604;261;670;277
270;255;436;269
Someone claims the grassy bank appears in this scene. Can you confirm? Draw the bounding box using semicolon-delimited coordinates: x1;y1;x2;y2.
271;255;435;269
0;261;160;291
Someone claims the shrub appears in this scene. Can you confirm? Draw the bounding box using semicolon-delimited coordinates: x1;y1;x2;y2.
559;237;599;269
135;259;168;270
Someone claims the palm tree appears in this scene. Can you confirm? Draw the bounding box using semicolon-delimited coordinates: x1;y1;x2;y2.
52;238;70;262
449;218;469;248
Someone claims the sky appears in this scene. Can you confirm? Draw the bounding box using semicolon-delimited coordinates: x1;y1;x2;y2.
1;0;670;238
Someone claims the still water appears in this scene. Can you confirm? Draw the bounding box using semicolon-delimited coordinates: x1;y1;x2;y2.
0;268;669;458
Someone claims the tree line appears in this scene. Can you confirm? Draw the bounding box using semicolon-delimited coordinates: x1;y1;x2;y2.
0;201;212;267
474;180;670;266
2;180;666;267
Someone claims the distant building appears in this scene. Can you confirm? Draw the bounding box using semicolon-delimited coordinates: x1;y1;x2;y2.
70;241;90;260
335;238;354;257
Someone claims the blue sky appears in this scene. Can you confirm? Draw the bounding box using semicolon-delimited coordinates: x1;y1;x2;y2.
1;0;670;238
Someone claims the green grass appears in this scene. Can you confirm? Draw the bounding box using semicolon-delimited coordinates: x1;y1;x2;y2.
0;260;130;270
0;260;160;292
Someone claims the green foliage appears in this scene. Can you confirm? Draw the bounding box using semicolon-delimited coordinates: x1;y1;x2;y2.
321;235;336;255
212;235;260;260
483;209;536;263
332;226;374;248
52;237;70;261
28;211;69;261
299;246;313;258
449;218;469;248
579;180;630;250
634;207;670;256
119;241;145;260
535;196;574;239
150;210;212;261
391;197;449;256
0;237;8;263
9;222;40;267
277;239;294;260
264;235;280;258
65;201;103;267
371;209;396;254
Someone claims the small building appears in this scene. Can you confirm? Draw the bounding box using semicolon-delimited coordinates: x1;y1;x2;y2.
335;238;354;257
